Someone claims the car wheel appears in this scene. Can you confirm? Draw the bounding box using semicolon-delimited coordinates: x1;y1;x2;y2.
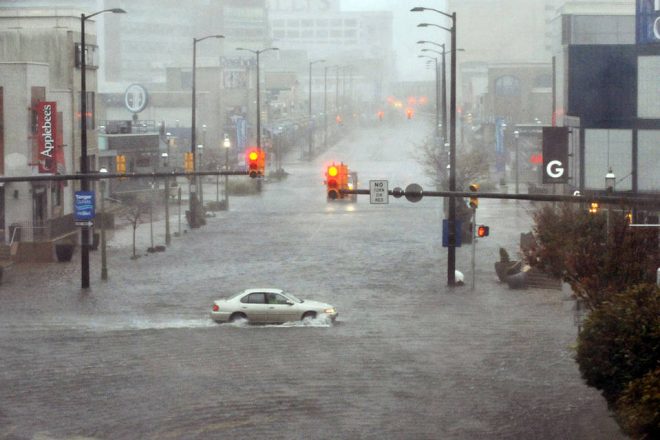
301;311;317;322
229;312;247;323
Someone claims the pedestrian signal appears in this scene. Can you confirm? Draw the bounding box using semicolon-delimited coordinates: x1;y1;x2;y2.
469;183;479;209
477;225;490;237
246;147;266;178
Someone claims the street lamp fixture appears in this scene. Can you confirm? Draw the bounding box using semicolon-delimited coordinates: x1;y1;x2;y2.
605;167;616;193
190;34;224;229
79;7;126;289
236;47;279;151
413;6;459;286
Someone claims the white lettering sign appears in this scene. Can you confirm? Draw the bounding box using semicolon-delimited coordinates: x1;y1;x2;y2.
546;160;565;179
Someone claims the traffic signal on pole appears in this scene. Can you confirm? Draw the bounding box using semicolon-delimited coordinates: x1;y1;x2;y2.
325;162;349;200
406;107;414;119
469;183;479;209
116;155;126;174
246;147;266;178
377;110;384;121
184;152;194;173
477;225;490;237
589;202;599;214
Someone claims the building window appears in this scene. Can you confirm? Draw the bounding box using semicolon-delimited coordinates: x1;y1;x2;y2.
638;130;660;191
638;56;660;118
75;43;99;69
494;75;521;96
584;129;632;191
534;74;552;88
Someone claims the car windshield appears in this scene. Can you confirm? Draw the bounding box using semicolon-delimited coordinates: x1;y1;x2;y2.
283;292;303;303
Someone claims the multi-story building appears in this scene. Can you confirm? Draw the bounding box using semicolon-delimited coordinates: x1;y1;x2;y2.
446;0;635;113
550;0;659;201
0;9;104;259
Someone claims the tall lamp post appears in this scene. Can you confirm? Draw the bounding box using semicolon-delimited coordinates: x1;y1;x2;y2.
414;6;458;286
223;135;231;209
80;7;125;289
513;130;520;194
99;167;108;280
236;47;279;150
162;152;171;246
605;167;616;235
417;53;440;146
308;59;325;159
191;34;224;229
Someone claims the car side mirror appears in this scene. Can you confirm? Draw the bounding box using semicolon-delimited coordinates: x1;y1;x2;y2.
286;301;294;306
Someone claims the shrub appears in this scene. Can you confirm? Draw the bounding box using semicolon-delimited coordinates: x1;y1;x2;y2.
576;283;660;405
616;367;660;439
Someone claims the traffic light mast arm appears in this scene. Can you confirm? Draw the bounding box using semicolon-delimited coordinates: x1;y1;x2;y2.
337;188;660;207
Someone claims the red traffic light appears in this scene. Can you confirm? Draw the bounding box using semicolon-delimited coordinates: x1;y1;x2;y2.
477;225;490;237
246;147;266;178
325;163;348;200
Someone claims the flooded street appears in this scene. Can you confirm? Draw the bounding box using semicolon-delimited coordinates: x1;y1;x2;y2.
0;121;622;439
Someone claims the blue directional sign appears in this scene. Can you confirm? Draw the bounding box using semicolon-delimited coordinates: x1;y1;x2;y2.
442;219;462;248
74;191;95;224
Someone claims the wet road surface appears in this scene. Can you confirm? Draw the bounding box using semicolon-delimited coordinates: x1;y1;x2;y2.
0;121;623;439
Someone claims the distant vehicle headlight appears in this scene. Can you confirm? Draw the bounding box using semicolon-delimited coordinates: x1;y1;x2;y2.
324;308;336;314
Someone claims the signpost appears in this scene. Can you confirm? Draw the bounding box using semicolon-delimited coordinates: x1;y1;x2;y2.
370;180;388;204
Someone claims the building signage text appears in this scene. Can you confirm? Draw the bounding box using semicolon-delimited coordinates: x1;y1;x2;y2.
37;101;57;174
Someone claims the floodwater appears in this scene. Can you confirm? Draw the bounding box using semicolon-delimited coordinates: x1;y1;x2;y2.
0;120;623;439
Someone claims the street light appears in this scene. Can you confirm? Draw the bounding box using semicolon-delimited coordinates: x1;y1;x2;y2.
605;167;616;193
418;54;441;153
191;34;224;229
413;6;459;286
162;152;171;246
236;47;279;151
308;59;325;159
99;167;108;280
514;130;520;194
79;7;125;289
223;135;231;210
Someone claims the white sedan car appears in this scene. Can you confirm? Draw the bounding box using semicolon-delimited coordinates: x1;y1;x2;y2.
210;288;338;324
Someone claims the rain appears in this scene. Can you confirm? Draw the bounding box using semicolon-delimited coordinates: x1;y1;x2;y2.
0;0;656;438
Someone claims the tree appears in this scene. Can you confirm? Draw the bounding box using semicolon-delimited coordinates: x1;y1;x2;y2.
576;283;660;406
524;203;658;310
412;136;491;191
121;201;147;259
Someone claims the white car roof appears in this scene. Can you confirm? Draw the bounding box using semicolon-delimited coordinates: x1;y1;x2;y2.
243;288;284;295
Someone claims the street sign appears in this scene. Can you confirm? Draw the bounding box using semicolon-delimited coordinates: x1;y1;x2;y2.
370;180;388;204
74;191;95;223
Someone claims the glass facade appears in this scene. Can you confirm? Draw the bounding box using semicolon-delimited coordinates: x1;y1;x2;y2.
584;129;633;190
638;130;660;191
637;56;660;118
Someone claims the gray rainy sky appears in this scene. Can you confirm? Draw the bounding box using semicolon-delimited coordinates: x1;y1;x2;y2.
341;0;449;81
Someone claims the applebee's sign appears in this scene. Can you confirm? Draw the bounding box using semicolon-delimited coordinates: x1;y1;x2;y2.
37;101;57;173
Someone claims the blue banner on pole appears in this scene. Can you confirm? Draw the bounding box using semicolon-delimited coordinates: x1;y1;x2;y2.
74;191;95;222
442;219;462;247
